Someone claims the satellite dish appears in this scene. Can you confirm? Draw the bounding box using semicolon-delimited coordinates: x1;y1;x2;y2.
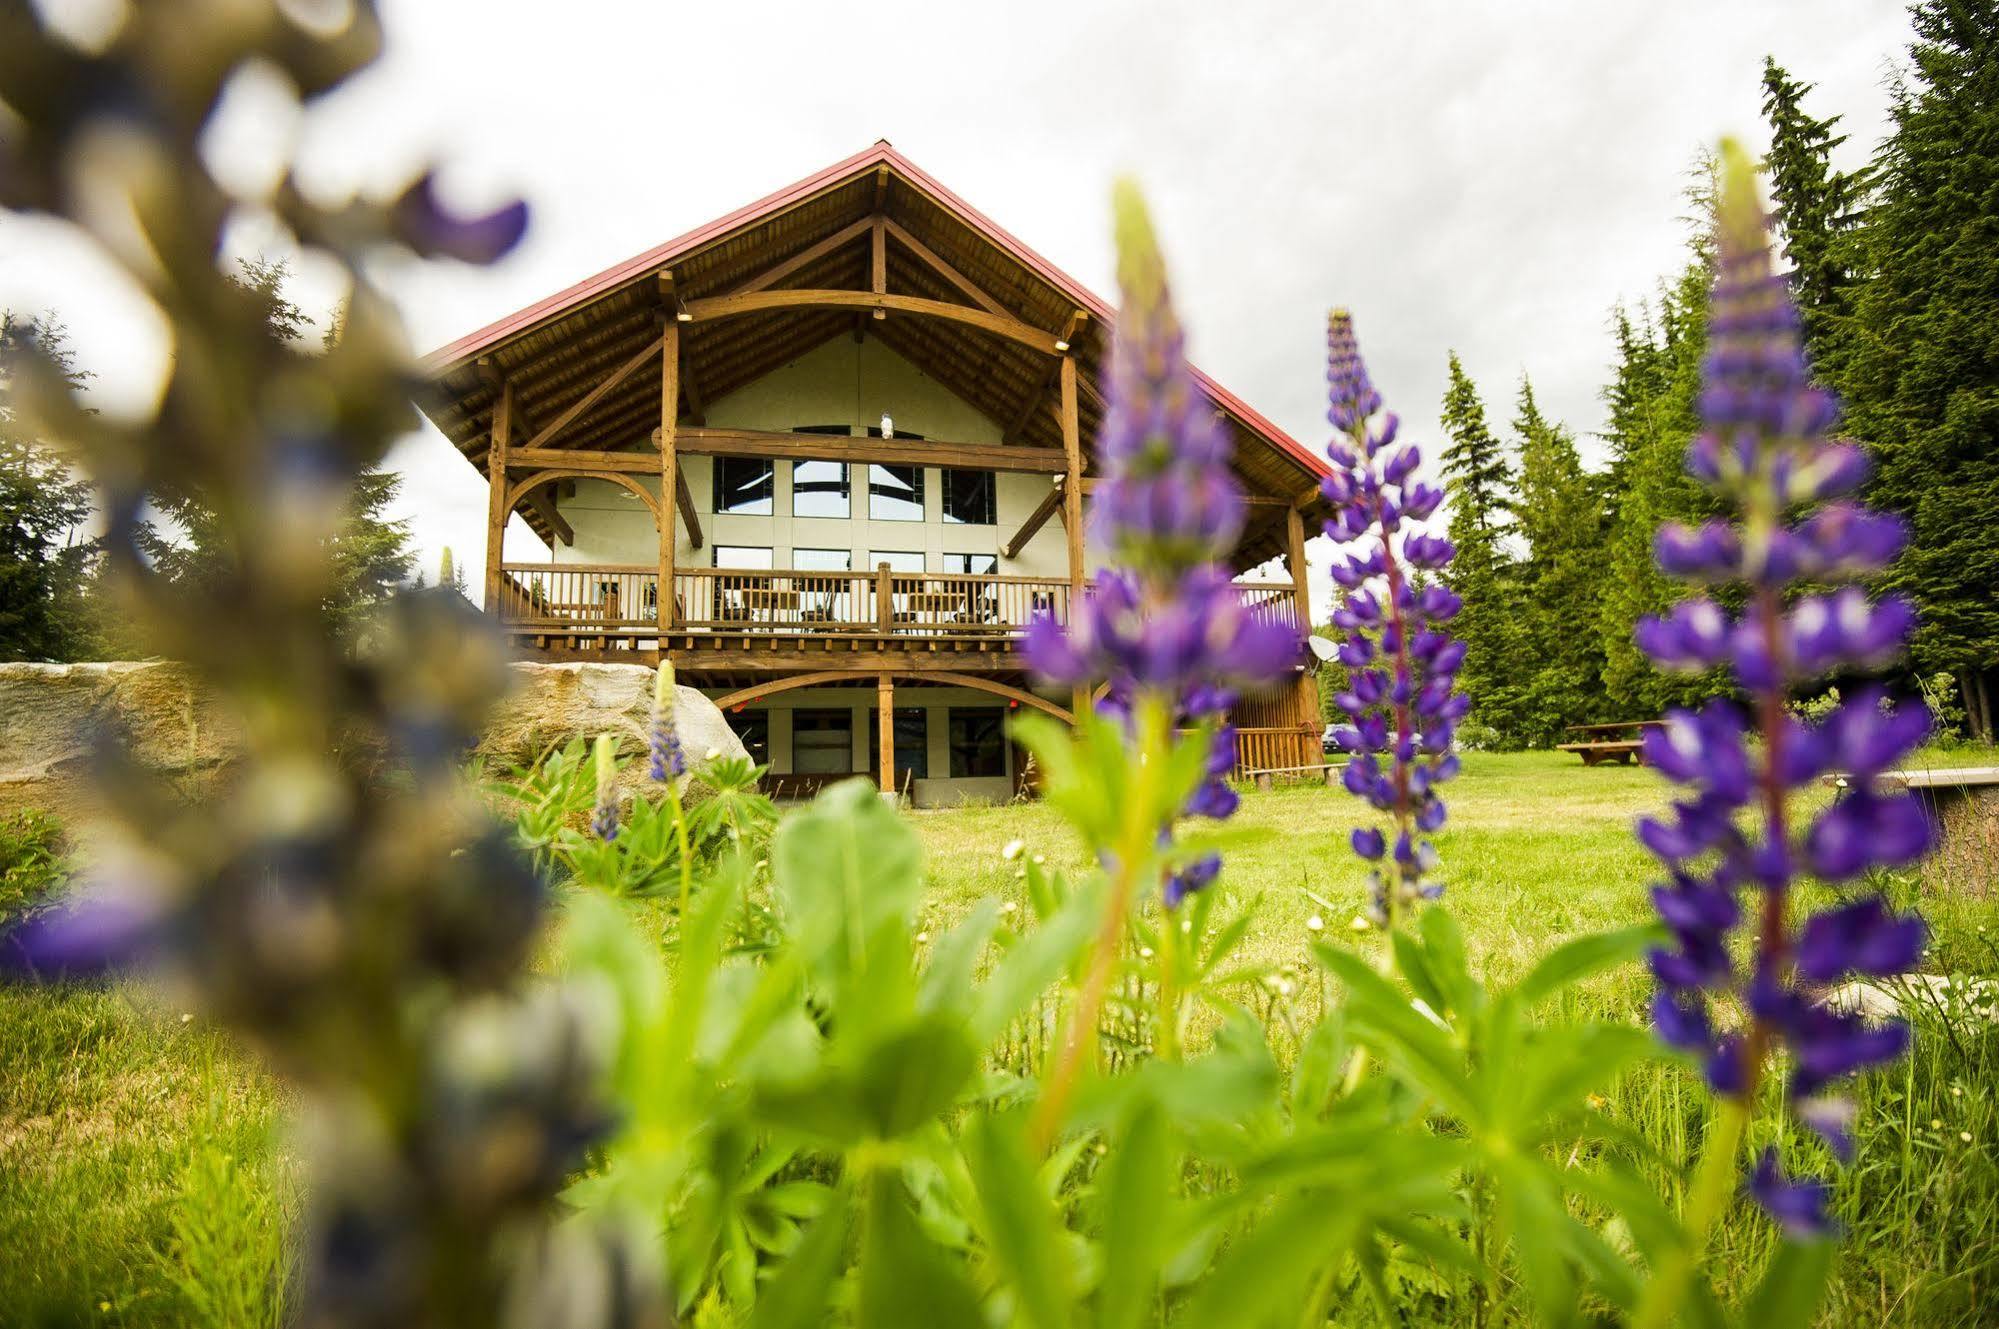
1306;635;1337;663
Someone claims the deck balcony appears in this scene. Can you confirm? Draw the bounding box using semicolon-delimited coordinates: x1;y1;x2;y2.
496;561;1306;669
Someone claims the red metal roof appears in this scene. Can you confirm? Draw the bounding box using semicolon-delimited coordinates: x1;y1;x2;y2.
420;141;1328;480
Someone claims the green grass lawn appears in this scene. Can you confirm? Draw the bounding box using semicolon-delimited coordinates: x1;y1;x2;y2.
4;751;1996;1324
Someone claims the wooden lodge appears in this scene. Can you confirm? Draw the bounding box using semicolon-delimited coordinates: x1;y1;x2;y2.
417;142;1333;803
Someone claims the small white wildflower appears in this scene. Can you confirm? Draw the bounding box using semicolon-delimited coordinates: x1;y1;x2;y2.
1180;918;1192;934
1932;1118;1945;1130
1953;1086;1965;1098
1306;914;1325;932
1349;915;1371;932
180;1013;193;1024
1962;1131;1974;1144
1277;979;1295;997
1139;946;1154;959
1002;839;1026;861
1032;854;1046;865
915;931;929;943
1000;900;1019;914
705;747;721;761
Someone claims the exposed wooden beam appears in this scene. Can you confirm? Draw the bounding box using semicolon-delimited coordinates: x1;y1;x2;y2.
882;217;1012;318
1004;309;1090;442
719;216;874;298
681;290;1063;355
660;322;679;632
1060;355;1087;724
1003;478;1065;559
510;447;659;473
675;470;703;550
523;333;666;451
869;216;887;319
663;426;1067;474
484;380;511;611
476;360;574;546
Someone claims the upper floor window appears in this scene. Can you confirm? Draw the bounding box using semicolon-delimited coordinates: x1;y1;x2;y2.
870;550;926;573
714;545;773;569
713;457;773;515
868;464;925;522
941;552;998;575
792;547;852;571
792;459;850;518
941;469;996;525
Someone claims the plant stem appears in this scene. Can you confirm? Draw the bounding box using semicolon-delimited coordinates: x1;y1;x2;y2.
1632;1096;1750;1329
1031;698;1167;1153
668;783;694;919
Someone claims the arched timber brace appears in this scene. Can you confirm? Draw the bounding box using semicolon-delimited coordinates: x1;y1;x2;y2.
679;289;1066;356
710;670;1073;725
504;468;660;520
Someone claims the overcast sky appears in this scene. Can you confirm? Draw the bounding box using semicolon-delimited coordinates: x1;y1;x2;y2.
1;0;1917;599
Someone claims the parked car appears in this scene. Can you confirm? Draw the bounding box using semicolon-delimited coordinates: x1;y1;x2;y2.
1322;723;1341;756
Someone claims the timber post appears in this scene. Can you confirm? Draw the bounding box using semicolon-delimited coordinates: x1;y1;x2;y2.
877;672;895;796
875;562;894;635
1286;502;1319;767
1060;354;1088;726
484;378;512;617
658;293;680;636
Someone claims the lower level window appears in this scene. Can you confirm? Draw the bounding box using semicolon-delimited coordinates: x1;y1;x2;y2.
726;710;769;766
948;707;1007;777
791;708;853;774
870;707;930;781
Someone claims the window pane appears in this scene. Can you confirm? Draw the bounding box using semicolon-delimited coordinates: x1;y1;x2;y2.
942;552;998;575
941;469;996;525
714;545;773;569
869;707;930;781
869;550;925;573
792;459;850;518
791;548;851;571
791;709;853;775
948;708;1007;777
868;464;925;521
726;710;769;767
713;458;773;515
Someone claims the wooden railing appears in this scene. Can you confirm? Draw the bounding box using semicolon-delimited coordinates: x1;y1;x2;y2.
497;564;1306;648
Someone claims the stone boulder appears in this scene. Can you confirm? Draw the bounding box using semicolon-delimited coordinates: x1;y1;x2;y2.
476;663;749;783
0;660;748;822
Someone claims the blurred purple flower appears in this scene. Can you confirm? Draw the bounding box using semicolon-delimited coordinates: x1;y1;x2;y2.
391;171;529;265
1;886;166;982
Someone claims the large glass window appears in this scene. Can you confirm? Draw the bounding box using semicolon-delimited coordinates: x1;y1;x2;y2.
941;552;998;575
712;458;773;515
868;464;925;521
714;545;774;569
726;710;769;767
790;709;853;775
869;708;930;782
869;550;926;573
792;548;853;621
948;708;1007;777
791;459;850;518
791;548;851;571
941;469;996;525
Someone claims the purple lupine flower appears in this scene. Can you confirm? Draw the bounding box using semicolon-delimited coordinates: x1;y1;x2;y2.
1635;141;1930;1230
390;171;530;265
1022;184;1302;907
1320;310;1466;929
0;884;167;982
590;734;620;843
648;663;687;783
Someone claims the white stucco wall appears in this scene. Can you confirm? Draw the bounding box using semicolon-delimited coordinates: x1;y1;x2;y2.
543;337;1076;578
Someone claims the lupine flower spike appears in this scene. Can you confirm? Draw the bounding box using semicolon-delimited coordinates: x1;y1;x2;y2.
1636;140;1930;1238
1320;311;1467;929
591;734;621;843
1023;181;1302;907
649;662;687;782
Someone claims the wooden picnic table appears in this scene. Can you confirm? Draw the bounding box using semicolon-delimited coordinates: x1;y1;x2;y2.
1557;719;1663;767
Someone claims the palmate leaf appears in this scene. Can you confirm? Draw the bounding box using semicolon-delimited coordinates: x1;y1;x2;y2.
858;1170;986;1329
1742;1239;1835;1328
771;778;922;980
747;1187;851;1329
1313;941;1481;1119
1093;1098;1172;1329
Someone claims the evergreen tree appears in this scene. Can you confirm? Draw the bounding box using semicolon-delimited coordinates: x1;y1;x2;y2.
1841;0;1999;740
1438;353;1526;742
0;315;99;661
1510;377;1609;744
1760;56;1874;373
136;257;415;639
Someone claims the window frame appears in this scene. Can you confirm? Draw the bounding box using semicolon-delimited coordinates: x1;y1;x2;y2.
711;456;774;516
789;708;855;775
941;468;997;526
713;545;774;570
867;463;927;522
947;707;1008;778
790;458;851;519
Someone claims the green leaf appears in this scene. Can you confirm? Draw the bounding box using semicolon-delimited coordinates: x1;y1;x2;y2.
1178;1191;1355;1329
919;899;1000;1019
1514;924;1659;1007
970;879;1103;1044
965;1113;1076;1329
1094;1099;1171;1329
1743;1239;1836;1329
1390;927;1449;1018
858;1170;986;1329
772;779;922;975
747;1188;850;1329
1313;942;1479;1119
857;1015;981;1139
1417;907;1479;1016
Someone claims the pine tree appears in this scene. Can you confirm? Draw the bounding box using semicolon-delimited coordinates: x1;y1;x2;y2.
1841;0;1999;740
1511;377;1609;743
0;315;100;661
1438;353;1526;743
1760;56;1874;375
